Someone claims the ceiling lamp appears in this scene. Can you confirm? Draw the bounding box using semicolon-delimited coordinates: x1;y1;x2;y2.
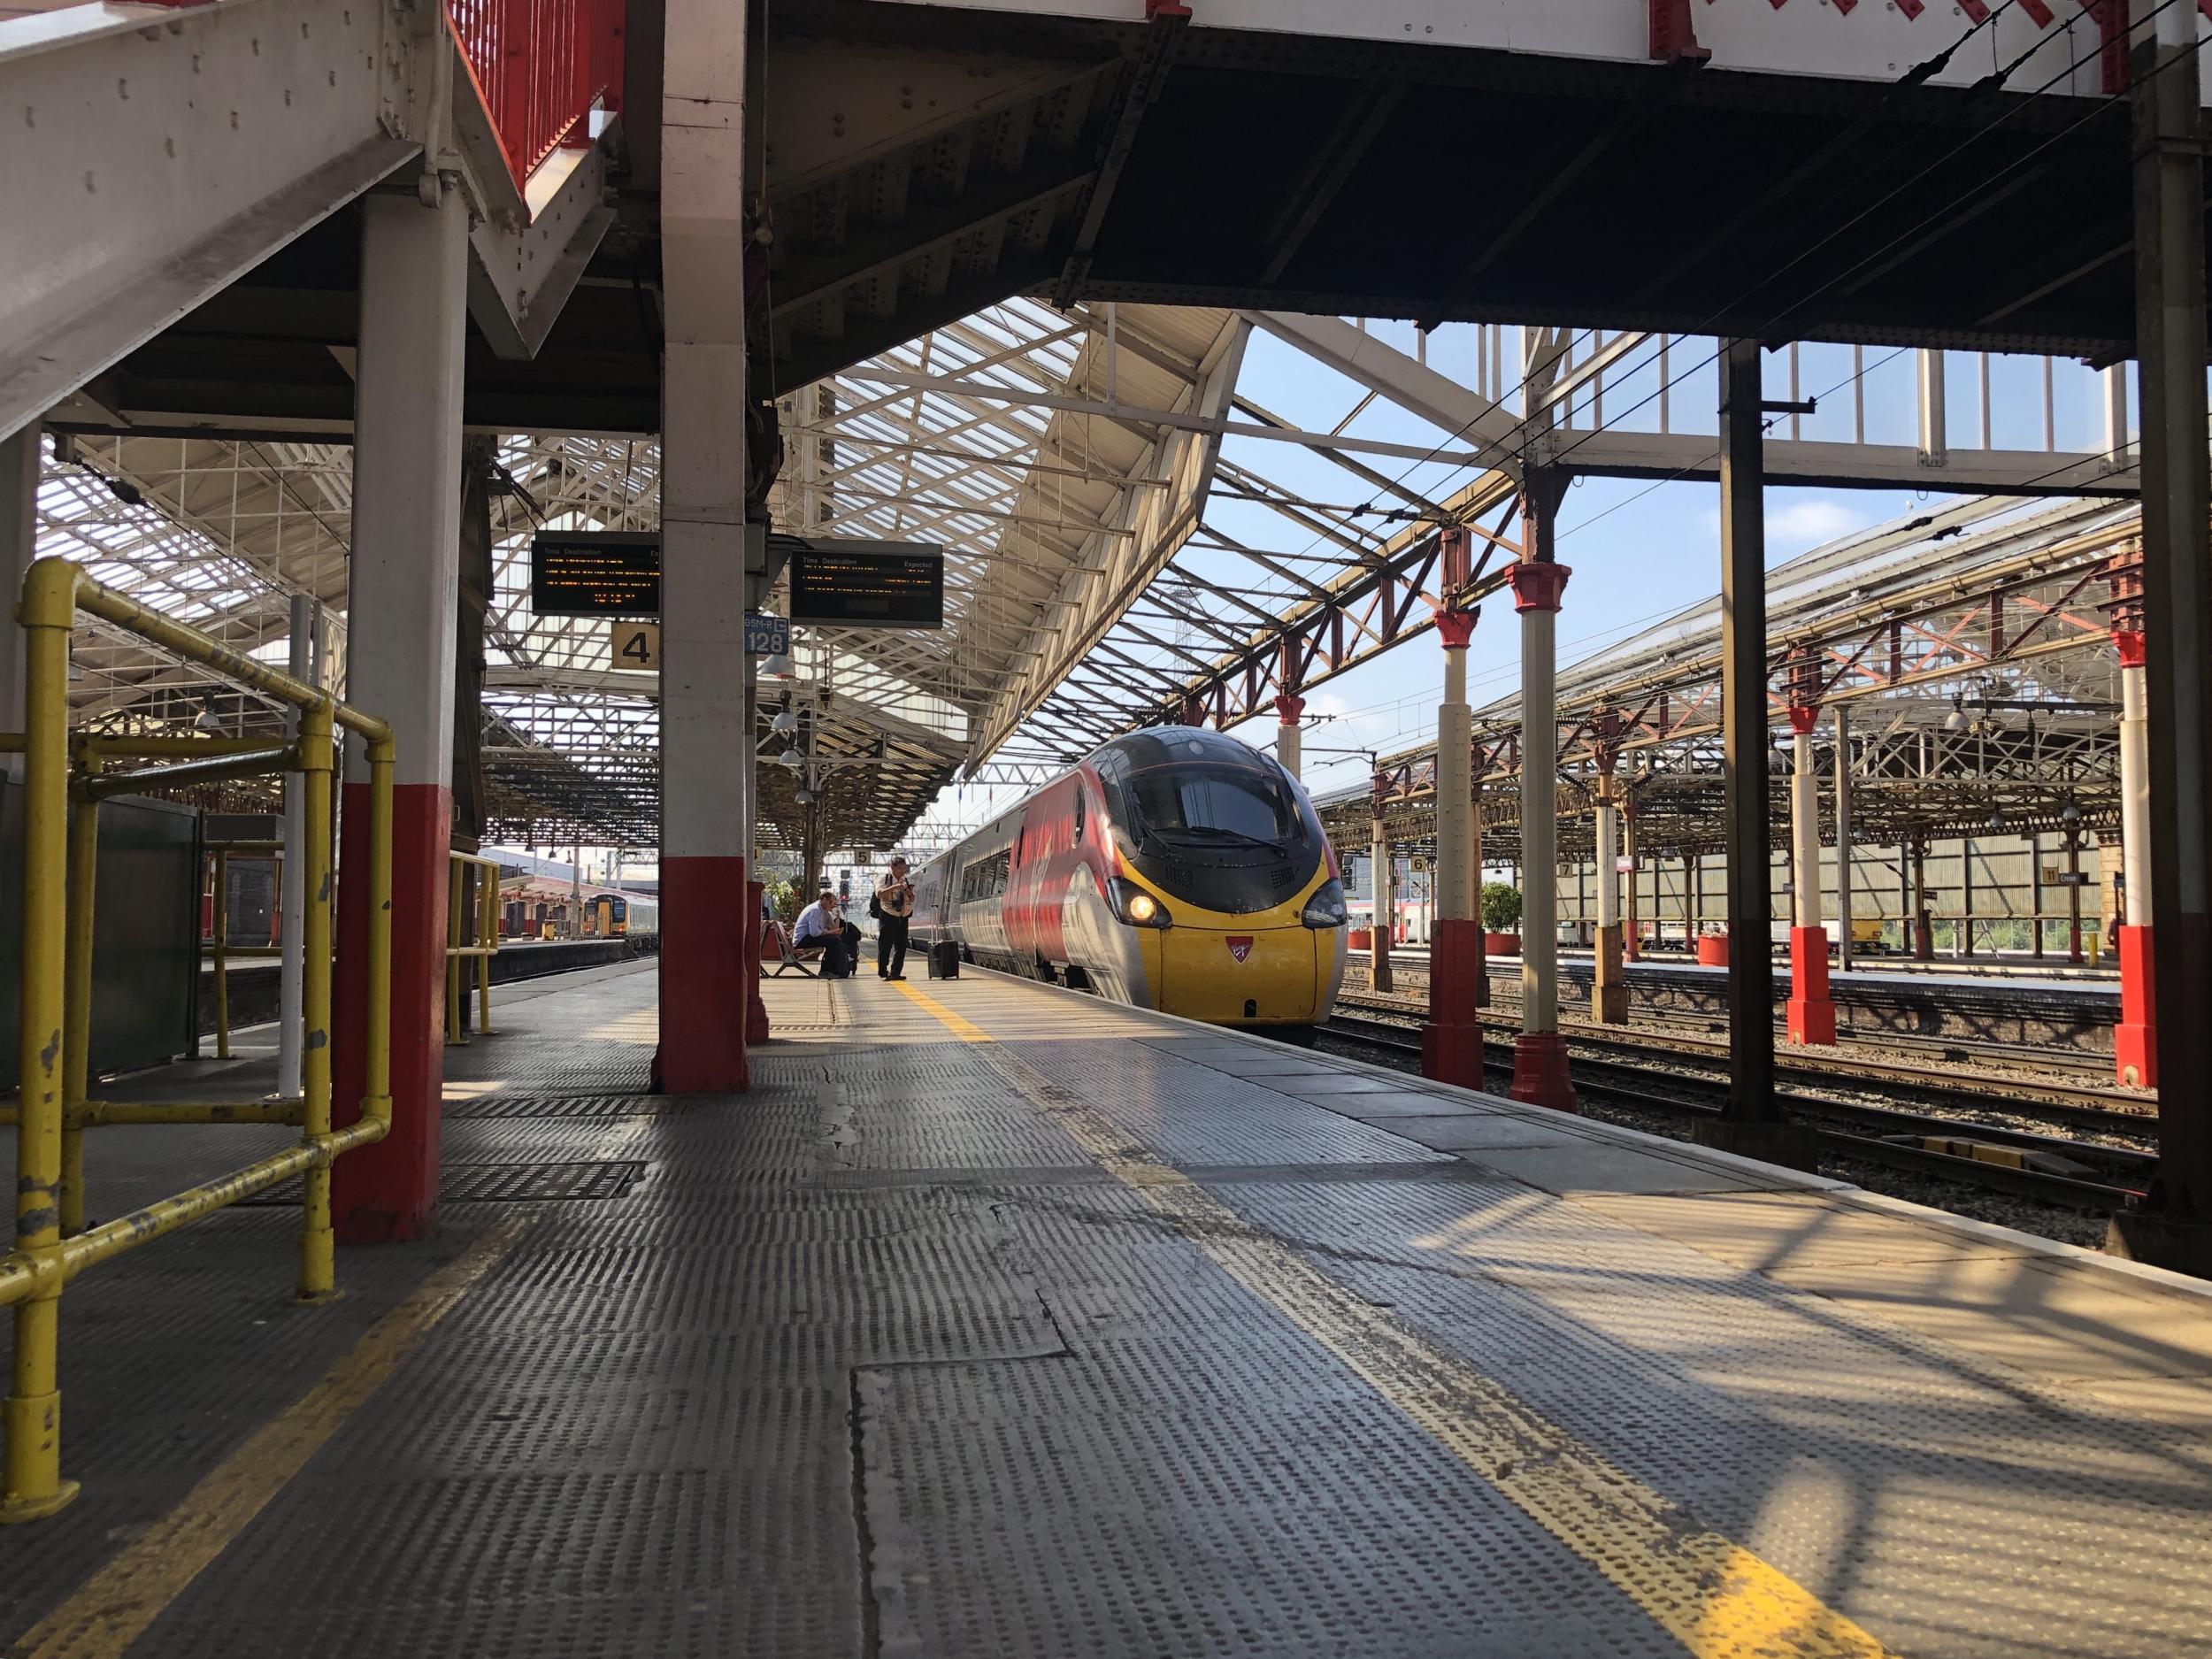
1942;697;1968;733
2062;800;2082;826
778;746;803;770
760;649;795;679
1986;809;2008;833
793;787;815;806
771;704;796;735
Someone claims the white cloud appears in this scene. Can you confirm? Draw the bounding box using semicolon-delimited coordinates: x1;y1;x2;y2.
1768;498;1874;553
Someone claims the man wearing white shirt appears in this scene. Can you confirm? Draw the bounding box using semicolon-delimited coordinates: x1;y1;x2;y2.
793;889;856;978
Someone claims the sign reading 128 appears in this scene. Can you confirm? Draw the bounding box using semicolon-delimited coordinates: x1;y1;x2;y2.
614;622;662;671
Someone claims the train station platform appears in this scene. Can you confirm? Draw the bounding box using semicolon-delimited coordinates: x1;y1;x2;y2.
6;964;2212;1656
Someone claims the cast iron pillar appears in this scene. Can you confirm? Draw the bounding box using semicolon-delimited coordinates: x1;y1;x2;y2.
1369;774;1394;994
1592;712;1626;1024
2110;1;2212;1268
1425;596;1484;1087
1784;653;1835;1044
1507;472;1576;1112
1833;705;1855;972
331;186;469;1243
1695;339;1812;1164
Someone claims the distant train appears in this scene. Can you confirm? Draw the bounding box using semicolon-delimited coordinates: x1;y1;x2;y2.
911;726;1348;1031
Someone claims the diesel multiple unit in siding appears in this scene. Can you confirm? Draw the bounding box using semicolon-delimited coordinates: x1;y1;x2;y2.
910;726;1348;1032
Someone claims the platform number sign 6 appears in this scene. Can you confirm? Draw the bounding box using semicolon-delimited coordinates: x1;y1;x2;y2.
615;622;662;672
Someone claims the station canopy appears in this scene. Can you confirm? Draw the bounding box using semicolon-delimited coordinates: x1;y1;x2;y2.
30;303;2136;856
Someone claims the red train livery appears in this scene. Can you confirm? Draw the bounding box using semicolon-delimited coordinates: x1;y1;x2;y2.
910;726;1348;1032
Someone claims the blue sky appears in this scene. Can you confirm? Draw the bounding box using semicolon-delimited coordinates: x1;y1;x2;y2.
918;319;2128;833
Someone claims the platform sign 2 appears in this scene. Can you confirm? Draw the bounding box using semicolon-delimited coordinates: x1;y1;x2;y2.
612;621;662;672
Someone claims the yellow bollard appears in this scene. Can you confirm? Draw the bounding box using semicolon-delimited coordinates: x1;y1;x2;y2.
446;857;466;1047
4;560;82;1522
59;749;99;1238
477;864;497;1036
296;706;337;1302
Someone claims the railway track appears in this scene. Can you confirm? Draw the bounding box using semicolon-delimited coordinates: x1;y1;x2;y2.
1318;1010;2152;1214
1333;991;2135;1124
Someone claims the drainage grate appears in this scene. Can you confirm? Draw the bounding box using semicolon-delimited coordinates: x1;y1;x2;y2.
444;1094;675;1120
443;1160;648;1202
242;1160;647;1206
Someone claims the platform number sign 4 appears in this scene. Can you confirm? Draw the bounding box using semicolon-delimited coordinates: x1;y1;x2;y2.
615;621;662;672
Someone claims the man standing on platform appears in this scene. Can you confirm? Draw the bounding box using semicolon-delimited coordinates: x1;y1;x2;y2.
875;856;915;980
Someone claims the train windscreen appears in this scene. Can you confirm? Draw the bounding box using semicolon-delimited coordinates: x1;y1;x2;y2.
1125;766;1296;847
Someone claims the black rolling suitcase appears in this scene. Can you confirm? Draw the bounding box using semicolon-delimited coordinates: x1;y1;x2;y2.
927;940;961;980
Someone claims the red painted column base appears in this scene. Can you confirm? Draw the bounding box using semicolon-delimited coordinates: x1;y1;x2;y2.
1423;918;1488;1088
1785;926;1836;1047
1695;933;1729;968
333;781;451;1244
657;855;750;1094
745;879;772;1047
2116;923;2155;1089
1508;1032;1578;1113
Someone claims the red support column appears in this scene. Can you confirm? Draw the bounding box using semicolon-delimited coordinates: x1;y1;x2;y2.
2113;619;2156;1087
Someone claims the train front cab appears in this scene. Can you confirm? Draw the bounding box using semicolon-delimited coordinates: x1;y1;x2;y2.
1091;731;1348;1032
1120;876;1347;1029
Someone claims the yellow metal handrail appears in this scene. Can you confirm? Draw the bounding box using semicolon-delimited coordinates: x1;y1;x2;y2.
204;837;287;1060
446;850;503;1044
0;557;396;1524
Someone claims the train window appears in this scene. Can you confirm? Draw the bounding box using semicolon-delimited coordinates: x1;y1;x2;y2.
1072;787;1085;843
1127;765;1295;845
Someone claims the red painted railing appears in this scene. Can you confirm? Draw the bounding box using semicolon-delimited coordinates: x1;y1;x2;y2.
448;0;624;195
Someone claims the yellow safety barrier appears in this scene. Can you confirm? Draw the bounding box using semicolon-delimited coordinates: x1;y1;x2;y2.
446;851;503;1045
0;557;396;1524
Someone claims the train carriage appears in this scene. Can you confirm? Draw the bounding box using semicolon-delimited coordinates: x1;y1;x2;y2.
912;726;1348;1032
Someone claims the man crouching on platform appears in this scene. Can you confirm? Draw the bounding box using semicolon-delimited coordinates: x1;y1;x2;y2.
794;885;859;978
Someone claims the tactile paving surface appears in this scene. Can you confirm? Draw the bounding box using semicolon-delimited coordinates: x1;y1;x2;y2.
13;963;2212;1659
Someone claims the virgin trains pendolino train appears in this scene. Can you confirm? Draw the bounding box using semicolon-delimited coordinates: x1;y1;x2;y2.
910;726;1348;1032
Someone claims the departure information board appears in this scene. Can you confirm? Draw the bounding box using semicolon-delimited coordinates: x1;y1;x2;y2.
787;542;944;628
530;532;662;617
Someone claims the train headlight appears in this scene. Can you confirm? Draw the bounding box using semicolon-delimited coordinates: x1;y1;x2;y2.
1300;878;1348;929
1109;877;1172;929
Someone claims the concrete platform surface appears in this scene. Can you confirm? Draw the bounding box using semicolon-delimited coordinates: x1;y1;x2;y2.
4;961;2210;1658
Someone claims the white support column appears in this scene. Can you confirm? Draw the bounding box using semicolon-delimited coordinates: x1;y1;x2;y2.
2116;626;2154;1087
1785;709;1835;1044
0;422;36;767
333;185;470;1244
1427;608;1482;1085
657;0;753;1092
1369;801;1394;995
1592;783;1625;1024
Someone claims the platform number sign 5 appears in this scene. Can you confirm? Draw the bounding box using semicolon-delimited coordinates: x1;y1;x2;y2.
614;622;662;672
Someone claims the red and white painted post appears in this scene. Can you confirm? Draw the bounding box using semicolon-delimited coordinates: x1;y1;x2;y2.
655;0;753;1093
2109;557;2155;1088
1784;701;1836;1046
1507;488;1576;1112
1369;773;1394;995
1425;584;1483;1088
333;188;470;1242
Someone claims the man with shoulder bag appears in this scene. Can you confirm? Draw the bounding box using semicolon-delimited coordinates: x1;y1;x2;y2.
875;856;915;980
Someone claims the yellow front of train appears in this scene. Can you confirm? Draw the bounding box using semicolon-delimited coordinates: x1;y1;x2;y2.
1093;727;1348;1033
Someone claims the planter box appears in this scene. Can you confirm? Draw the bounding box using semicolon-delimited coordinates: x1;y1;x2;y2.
1484;931;1520;956
1696;934;1730;967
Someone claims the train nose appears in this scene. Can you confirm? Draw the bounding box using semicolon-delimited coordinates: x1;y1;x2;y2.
1158;926;1325;1025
